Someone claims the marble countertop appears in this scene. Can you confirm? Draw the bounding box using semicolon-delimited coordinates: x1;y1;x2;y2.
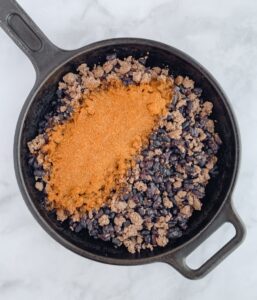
0;0;256;299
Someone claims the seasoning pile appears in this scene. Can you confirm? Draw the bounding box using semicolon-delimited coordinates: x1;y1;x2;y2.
28;55;222;253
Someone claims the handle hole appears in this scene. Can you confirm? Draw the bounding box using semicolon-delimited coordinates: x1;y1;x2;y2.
7;13;42;51
186;222;236;270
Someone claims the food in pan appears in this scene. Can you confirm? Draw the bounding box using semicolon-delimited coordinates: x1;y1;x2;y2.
28;55;221;253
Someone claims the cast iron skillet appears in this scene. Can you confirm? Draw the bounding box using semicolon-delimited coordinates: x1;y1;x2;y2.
0;0;245;279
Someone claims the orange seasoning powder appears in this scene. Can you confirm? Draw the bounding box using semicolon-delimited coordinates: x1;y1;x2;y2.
42;79;173;220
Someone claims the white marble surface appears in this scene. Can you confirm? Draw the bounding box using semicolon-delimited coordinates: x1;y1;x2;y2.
0;0;257;299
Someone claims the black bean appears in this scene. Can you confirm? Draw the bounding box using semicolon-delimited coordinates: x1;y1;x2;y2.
141;230;150;236
177;216;188;230
168;227;182;238
56;89;63;98
190;127;199;137
92;219;98;227
122;193;130;201
80;217;87;228
104;207;111;215
103;224;114;235
168;219;178;227
95;209;104;219
172;207;178;216
87;222;93;231
99;233;111;241
106;53;117;60
151;234;157;246
166;182;172;193
146;208;155;218
74;223;83;233
214;134;222;145
179;222;188;231
138;57;147;65
137;207;145;216
193;189;205;198
112;237;122;247
153;199;162;209
153;140;161;147
184;182;194;190
28;156;35;166
170;155;178;162
123;220;131;228
144;235;151;244
209;141;219;153
109;212;116;219
122;77;133;86
34;169;44;178
210;166;219;176
193;88;202;96
182;121;190;129
39;120;47;129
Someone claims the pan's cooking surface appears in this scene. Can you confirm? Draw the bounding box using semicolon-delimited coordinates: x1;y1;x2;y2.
17;41;238;261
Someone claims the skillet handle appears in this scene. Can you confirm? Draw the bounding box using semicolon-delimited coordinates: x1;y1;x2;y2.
162;199;245;279
0;0;65;77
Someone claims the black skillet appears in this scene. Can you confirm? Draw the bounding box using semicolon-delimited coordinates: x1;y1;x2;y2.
0;0;245;279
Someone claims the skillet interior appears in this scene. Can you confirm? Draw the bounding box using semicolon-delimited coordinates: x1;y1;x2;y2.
16;41;238;262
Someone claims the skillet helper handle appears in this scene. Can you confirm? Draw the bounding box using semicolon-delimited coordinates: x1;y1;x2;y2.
163;200;245;279
0;0;61;77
